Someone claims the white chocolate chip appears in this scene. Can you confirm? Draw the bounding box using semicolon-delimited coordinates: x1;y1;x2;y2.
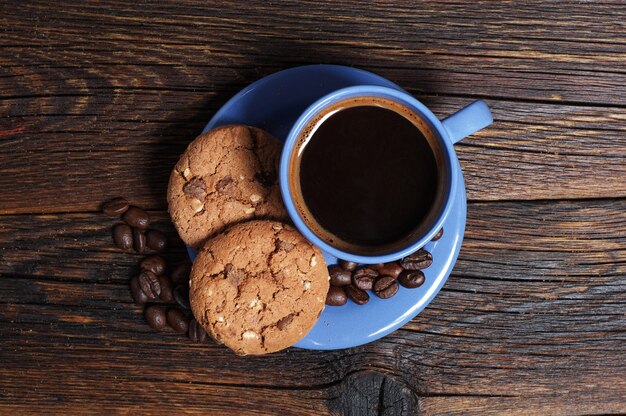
242;330;258;340
239;174;244;180
249;298;259;308
244;207;256;214
310;255;317;267
217;316;224;323
182;167;192;180
191;198;204;212
250;194;262;203
272;223;283;231
303;280;311;291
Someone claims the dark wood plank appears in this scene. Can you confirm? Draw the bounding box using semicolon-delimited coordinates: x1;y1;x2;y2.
1;199;624;414
1;0;625;106
1;95;624;214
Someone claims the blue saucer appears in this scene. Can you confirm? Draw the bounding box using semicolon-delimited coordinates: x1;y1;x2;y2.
191;65;466;350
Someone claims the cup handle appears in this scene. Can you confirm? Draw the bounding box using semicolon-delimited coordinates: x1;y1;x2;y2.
441;100;493;144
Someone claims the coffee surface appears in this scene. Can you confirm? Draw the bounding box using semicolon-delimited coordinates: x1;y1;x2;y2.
299;104;438;248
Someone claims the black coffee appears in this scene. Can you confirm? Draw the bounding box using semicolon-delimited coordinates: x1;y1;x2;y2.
293;97;439;252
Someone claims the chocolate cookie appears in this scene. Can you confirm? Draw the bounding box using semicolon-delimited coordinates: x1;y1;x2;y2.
167;125;287;249
190;220;329;355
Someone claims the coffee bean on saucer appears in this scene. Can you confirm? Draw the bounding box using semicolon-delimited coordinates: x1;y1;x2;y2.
328;265;352;287
352;267;378;291
173;284;190;310
171;261;192;286
130;276;148;304
167;307;190;334
189;319;208;343
102;197;129;216
400;249;433;270
138;270;161;299
370;262;403;279
432;228;444;241
122;206;150;230
158;275;174;303
345;285;369;305
140;255;166;275
373;276;399;299
339;260;357;271
133;228;146;253
326;286;347;306
398;270;425;288
112;223;133;251
146;229;167;252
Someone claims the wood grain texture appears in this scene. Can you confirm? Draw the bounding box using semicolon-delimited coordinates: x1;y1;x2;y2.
1;1;626;213
1;0;625;414
1;200;624;414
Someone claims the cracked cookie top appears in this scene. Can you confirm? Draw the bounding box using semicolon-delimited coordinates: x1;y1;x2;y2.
189;220;329;355
167;125;288;249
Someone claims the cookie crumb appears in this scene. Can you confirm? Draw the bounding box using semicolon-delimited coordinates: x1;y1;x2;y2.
191;198;204;213
242;330;258;340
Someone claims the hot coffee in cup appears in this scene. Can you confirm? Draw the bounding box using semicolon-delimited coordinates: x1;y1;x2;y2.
280;85;492;263
288;96;445;256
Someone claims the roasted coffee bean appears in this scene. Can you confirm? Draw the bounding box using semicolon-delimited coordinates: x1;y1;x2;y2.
158;275;174;303
139;255;166;275
122;206;150;229
138;270;161;299
339;260;358;271
173;284;190;310
188;319;208;343
352;267;378;290
133;228;146;253
398;270;425;288
146;229;168;252
328;265;352;287
112;223;133;251
374;276;399;299
145;305;167;331
432;228;444;241
400;249;433;270
130;276;148;304
370;262;403;279
171;261;192;285
167;307;190;334
325;286;348;306
102;197;129;216
345;285;369;305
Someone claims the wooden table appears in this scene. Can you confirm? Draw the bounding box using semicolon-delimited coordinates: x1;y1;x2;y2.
1;1;625;414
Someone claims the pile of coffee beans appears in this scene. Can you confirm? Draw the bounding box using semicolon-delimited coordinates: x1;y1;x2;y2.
325;228;443;306
104;197;168;253
103;197;208;343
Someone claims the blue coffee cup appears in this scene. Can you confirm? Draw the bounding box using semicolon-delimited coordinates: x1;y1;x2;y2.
279;85;492;264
